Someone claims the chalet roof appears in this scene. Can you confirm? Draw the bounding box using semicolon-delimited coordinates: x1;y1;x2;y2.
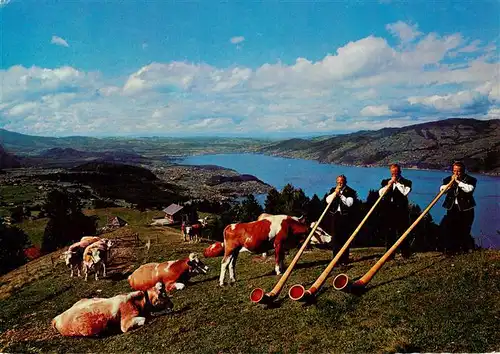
162;203;184;215
107;216;128;226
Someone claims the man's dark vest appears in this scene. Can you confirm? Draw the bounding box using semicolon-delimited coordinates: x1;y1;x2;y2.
380;176;412;209
328;185;357;216
442;174;477;211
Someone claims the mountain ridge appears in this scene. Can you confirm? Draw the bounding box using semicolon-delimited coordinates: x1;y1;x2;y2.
258;118;500;174
1;118;499;173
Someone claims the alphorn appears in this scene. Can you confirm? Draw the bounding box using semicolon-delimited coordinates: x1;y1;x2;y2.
333;178;455;292
250;192;337;304
289;182;392;302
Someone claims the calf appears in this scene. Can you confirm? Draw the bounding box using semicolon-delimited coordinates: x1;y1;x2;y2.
62;236;103;277
186;224;203;243
82;239;113;281
128;253;209;292
52;282;173;337
62;249;84;278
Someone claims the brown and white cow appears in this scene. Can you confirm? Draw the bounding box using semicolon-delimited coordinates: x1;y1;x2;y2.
204;214;309;286
128;253;209;292
62;236;103;277
309;221;333;247
186;224;203;243
52;282;173;337
82;239;113;281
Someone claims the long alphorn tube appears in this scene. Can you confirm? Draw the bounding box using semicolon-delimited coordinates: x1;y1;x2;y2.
250;193;337;304
289;183;391;302
333;179;455;292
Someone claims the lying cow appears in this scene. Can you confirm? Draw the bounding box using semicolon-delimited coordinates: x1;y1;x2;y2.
204;214;309;287
62;236;103;277
128;253;209;292
52;282;173;337
82;239;113;281
309;221;333;247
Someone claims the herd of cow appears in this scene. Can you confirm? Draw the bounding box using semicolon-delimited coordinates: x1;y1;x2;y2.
52;213;330;337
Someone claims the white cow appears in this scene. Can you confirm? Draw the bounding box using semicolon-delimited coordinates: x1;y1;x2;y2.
309;221;333;246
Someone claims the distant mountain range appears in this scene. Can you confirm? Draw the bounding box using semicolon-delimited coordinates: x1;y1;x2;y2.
1;118;499;174
0;129;270;158
258;118;500;174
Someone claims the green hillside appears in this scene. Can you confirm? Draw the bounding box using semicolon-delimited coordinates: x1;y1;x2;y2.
0;209;498;353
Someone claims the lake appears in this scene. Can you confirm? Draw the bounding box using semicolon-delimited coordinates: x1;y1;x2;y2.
180;153;500;249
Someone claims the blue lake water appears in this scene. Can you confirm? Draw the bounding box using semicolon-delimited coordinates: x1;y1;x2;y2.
180;153;500;249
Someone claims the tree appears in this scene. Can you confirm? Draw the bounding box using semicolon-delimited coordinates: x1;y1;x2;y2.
408;203;441;252
9;206;25;223
353;189;384;247
280;184;296;215
0;223;30;275
307;194;323;223
239;194;264;222
41;190;97;253
264;188;281;214
207;204;241;241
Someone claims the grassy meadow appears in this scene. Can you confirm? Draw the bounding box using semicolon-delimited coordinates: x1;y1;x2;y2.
0;208;499;353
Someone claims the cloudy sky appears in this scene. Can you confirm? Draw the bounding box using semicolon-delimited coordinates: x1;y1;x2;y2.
0;0;499;137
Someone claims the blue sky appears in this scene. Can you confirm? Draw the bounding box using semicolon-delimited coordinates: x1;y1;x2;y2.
0;0;499;137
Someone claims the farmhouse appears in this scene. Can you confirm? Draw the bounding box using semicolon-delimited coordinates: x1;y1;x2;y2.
107;216;128;228
162;203;184;224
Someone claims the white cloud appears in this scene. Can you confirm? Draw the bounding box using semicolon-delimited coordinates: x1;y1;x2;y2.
360;104;395;117
485;107;500;119
386;21;422;43
456;39;481;53
355;88;378;100
0;65;95;102
51;35;69;47
1;22;498;136
407;91;482;111
7;102;38;117
230;36;245;44
0;0;11;7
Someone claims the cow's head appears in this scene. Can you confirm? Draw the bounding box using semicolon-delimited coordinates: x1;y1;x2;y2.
101;238;113;249
147;282;174;315
289;215;309;234
90;248;102;263
284;215;310;247
62;251;77;266
187;253;209;275
198;216;209;227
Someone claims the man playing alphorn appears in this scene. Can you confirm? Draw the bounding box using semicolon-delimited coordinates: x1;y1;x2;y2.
439;161;477;255
378;164;412;260
323;175;358;266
